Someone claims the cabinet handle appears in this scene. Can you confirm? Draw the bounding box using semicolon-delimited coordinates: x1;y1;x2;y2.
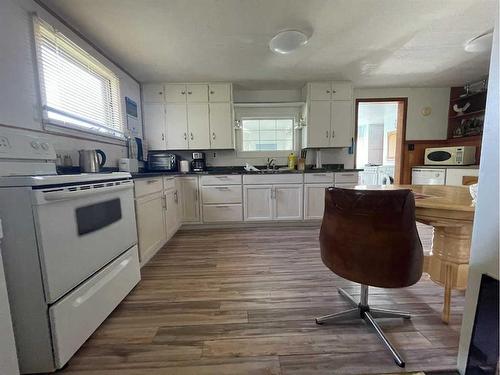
210;90;215;94
147;179;158;184
313;173;327;177
332;130;335;138
184;133;187;140
332;90;337;94
215;205;229;209
161;133;165;141
188;91;192;95
195;189;198;201
215;186;229;190
162;195;167;210
190;133;194;140
159;91;163;95
181;91;186;95
212;132;216;140
326;131;329;138
174;191;178;203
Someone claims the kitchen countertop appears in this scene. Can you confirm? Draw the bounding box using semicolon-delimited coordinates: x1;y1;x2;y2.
412;165;480;169
130;165;362;179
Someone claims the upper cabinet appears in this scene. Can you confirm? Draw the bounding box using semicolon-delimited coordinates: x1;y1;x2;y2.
142;82;234;150
302;81;354;148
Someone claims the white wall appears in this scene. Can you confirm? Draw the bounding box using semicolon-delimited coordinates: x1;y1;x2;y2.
457;19;499;374
354;87;450;141
0;0;142;168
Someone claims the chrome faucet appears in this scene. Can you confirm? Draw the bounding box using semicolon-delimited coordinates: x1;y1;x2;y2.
266;158;276;171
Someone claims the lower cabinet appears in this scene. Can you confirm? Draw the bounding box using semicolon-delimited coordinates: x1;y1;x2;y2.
178;176;200;223
164;188;180;240
243;184;303;221
304;184;330;220
135;191;167;264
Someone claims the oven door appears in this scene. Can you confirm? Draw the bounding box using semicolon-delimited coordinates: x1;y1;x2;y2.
32;180;137;303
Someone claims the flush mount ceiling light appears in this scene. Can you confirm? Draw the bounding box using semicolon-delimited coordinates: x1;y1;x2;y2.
465;30;493;53
269;30;309;54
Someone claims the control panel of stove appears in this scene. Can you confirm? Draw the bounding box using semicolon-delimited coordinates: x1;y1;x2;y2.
0;129;56;160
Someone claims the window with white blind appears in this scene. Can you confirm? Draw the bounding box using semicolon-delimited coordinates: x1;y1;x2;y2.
33;17;123;139
241;118;294;152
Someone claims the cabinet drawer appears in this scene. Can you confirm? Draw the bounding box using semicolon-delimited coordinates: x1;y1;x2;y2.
203;204;242;222
134;178;163;197
334;172;358;183
49;247;140;368
243;174;303;185
163;177;176;191
202;185;241;204
304;172;334;184
200;174;242;185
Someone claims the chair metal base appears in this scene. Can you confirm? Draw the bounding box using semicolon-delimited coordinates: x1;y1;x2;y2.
315;285;411;368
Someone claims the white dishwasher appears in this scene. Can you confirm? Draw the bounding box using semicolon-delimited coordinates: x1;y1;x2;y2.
411;168;446;185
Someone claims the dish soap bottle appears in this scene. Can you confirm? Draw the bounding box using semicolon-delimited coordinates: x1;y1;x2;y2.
288;152;297;169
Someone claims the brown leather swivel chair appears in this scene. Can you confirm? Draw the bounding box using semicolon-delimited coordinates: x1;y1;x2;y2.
316;187;423;367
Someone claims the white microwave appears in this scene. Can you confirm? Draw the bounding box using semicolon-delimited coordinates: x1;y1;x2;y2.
424;146;476;165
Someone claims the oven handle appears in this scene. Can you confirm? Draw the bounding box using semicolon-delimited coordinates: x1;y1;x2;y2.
72;257;131;308
42;182;133;202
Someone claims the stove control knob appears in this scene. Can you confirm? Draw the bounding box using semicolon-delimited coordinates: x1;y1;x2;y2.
40;142;49;151
30;141;40;150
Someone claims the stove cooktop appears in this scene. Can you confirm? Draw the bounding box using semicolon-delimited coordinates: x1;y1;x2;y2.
0;172;132;187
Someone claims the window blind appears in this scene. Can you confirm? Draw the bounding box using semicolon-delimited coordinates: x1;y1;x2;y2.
33;17;123;139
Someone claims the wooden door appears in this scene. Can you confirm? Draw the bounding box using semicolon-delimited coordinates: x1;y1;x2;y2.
243;185;273;221
143;103;166;150
209;102;233;149
273;184;303;220
187;103;210;149
165;103;188;150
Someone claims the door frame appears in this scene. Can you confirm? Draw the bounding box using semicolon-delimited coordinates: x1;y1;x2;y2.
354;98;408;184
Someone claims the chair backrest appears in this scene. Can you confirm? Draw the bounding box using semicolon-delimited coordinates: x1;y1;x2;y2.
319;187;423;288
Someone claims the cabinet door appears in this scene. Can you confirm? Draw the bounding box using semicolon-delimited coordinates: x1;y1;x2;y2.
209;102;233;149
307;101;331;147
186;84;208;102
164;84;187;103
309;82;332;100
209;83;231;102
243;185;273;221
165;191;178;240
175;179;183;227
165;103;188;150
143;103;166;150
330;101;353;147
179;177;200;223
142;83;164;103
187;103;210;149
304;184;329;220
273;184;303;220
331;81;353;100
135;193;166;263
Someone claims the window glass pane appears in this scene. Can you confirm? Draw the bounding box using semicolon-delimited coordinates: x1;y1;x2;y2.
241;118;294;152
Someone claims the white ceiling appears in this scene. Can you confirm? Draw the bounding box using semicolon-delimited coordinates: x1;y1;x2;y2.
41;0;496;89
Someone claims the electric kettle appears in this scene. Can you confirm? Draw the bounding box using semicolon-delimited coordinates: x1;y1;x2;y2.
79;149;106;173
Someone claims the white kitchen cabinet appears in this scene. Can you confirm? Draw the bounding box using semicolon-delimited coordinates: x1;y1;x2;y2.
304;184;329;220
274;184;303;220
445;168;479;186
209;83;231;102
243;185;273;221
309;82;333;100
331;81;353;100
135;191;166;265
164;189;179;240
307;101;331;148
209;102;233;149
164;84;187;103
186;84;208;102
165;103;188;149
179;177;200;223
201;174;242;223
187;103;210;149
203;204;243;222
142;83;164;103
330;101;353;147
143;103;166;150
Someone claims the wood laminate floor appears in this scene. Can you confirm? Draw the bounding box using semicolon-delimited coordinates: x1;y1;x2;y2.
58;224;463;375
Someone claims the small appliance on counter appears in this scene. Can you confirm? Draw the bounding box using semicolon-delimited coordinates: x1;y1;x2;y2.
179;160;190;173
79;149;106;172
191;152;206;172
424;146;476;166
148;152;178;171
119;157;139;172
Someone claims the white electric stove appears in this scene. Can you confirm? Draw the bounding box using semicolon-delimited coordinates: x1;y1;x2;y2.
0;129;141;373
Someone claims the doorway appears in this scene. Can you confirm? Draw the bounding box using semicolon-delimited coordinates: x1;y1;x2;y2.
355;98;407;184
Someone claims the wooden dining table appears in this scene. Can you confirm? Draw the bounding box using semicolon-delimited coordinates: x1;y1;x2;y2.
354;184;475;324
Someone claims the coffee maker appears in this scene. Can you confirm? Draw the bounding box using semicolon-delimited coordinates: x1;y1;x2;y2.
191;152;206;172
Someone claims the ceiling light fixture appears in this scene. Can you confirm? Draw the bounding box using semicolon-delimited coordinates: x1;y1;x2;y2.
269;30;309;54
465;30;493;53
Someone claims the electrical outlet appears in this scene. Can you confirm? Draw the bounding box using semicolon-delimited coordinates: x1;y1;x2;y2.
0;136;11;152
